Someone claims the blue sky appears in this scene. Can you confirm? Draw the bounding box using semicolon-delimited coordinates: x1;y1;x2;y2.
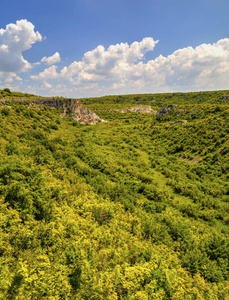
0;0;229;97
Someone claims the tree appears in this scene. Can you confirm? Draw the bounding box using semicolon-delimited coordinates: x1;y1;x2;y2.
3;88;11;93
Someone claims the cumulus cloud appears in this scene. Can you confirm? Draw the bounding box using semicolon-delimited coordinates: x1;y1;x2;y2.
31;37;229;97
82;37;158;75
43;81;52;89
148;39;229;89
0;71;22;84
41;52;61;65
0;19;42;73
1;19;229;97
31;65;59;80
32;37;158;83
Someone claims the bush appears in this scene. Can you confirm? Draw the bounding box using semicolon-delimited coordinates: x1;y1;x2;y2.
50;123;58;130
3;88;11;93
1;107;10;116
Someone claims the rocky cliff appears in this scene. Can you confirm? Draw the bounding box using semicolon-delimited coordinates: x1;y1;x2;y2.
41;98;106;124
2;98;106;125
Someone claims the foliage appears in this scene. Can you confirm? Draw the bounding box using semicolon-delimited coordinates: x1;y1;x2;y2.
0;90;229;299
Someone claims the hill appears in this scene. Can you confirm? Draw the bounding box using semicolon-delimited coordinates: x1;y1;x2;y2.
0;89;229;299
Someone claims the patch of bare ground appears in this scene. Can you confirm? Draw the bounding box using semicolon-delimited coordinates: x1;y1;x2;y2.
178;155;202;163
178;156;184;161
188;156;202;163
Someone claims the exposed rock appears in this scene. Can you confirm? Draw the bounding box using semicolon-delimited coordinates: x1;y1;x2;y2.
190;110;199;115
2;98;106;125
170;120;188;126
37;99;106;124
156;104;177;116
177;109;185;115
189;156;201;163
221;94;229;100
119;106;156;114
53;99;106;124
178;155;201;163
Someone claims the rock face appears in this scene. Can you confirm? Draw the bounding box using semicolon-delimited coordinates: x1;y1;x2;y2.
120;106;157;114
5;98;106;125
156;104;177;116
177;109;185;115
46;99;106;124
221;94;229;100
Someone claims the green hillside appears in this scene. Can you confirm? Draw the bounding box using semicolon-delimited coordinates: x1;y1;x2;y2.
0;90;229;299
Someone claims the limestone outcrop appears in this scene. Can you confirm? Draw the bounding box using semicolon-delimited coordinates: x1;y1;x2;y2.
119;106;157;114
3;98;106;125
156;104;177;116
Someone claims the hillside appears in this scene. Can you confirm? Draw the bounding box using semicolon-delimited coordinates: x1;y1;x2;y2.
0;89;229;299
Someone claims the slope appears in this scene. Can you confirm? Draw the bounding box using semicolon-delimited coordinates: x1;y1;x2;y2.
0;91;228;299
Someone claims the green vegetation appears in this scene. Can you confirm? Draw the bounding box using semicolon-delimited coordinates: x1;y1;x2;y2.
0;89;37;99
0;89;229;299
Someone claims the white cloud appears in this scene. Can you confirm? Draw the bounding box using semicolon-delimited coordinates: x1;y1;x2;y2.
42;82;52;89
150;39;229;89
41;52;61;65
31;65;59;80
1;27;228;98
0;19;42;73
31;37;229;97
0;71;22;83
32;37;158;83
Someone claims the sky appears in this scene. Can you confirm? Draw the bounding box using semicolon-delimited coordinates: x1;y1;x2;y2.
0;0;229;98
